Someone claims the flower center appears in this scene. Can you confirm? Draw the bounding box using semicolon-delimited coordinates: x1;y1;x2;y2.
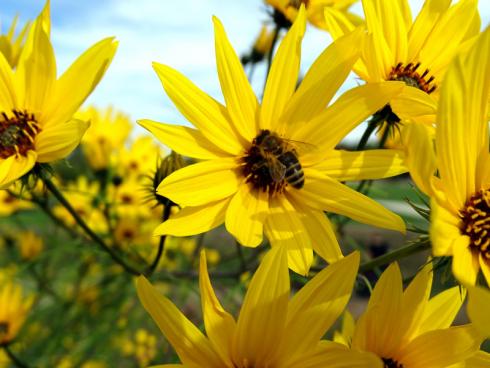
459;189;490;258
382;358;404;368
0;110;40;159
242;129;304;195
0;321;10;343
288;0;310;9
388;62;436;94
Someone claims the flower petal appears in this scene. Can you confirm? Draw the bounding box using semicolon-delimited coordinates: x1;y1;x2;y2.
46;38;117;128
390;85;437;122
0;151;37;189
233;246;289;367
138;119;230;160
398;325;481;368
265;195;313;275
157;158;240;207
466;351;490;367
313;149;407;181
302;169;405;233
0;49;17;111
292;82;405;154
430;198;460;256
213;17;258;141
467;285;490;338
35;119;89;162
278;252;359;363
225;184;268;247
153;198;230;237
152;62;243;154
261;6;306;132
199;250;236;366
283;27;363;129
136;276;224;367
451;235;479;285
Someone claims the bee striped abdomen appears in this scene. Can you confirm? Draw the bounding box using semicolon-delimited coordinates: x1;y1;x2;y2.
279;151;304;189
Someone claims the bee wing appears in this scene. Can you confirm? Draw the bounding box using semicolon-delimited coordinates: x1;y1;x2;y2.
266;156;286;182
282;138;317;155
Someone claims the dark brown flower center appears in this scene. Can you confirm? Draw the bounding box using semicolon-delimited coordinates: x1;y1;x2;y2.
0;110;39;159
0;321;10;343
383;358;404;368
288;0;310;9
459;189;490;258
241;130;303;195
388;62;436;94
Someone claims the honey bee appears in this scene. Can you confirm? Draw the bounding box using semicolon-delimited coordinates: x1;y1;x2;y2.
251;130;304;190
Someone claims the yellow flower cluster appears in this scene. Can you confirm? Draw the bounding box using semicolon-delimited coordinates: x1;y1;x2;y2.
0;0;489;366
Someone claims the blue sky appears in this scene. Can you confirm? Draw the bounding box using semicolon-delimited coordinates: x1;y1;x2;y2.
1;0;489;143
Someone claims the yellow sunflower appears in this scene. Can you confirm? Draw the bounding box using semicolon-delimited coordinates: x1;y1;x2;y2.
0;281;32;345
324;0;480;126
427;28;490;285
140;8;407;275
0;4;118;188
343;263;482;367
137;247;382;367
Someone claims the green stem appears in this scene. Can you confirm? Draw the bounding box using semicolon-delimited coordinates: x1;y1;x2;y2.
359;239;431;274
37;166;141;276
3;345;30;368
356;122;377;151
145;204;172;276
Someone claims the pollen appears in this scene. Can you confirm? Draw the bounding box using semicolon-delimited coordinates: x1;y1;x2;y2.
459;189;490;259
388;62;436;94
0;110;40;159
382;358;404;368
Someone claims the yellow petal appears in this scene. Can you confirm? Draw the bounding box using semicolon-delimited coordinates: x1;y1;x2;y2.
152;62;243;155
401;122;436;196
313;149;407;181
0;151;37;189
466;351;490;368
452;235;479;285
232;246;289;367
213;17;258;141
291;341;383;368
46;38;118;128
136;276;224;367
282;27;363;130
430;198;460;256
261;6;306;132
138;119;230;160
437;27;490;206
288;193;343;263
35;119;89;162
399;325;481;368
199;251;236;366
0;51;17;111
467;285;490;338
418;286;465;334
302;169;405;233
225;184;268;247
265;195;313;275
352;263;403;357
157;158;240;207
279;252;359;363
293;82;405;155
407;0;451;61
390;85;437;122
153;198;230;237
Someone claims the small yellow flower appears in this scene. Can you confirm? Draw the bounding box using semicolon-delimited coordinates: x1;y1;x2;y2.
325;0;480;126
79;106;132;171
0;2;118;188
427;28;490;285
137;248;382;367
140;8;407;274
117;136;163;179
347;262;482;367
17;231;43;260
0;281;32;344
267;0;361;30
252;25;276;57
0;184;32;217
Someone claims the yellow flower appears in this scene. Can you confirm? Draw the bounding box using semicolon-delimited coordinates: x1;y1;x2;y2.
325;0;480;125
0;184;32;217
0;281;32;344
140;8;406;274
252;25;276;56
348;262;482;367
0;15;30;68
467;285;490;340
137;248;382;367
427;28;490;285
117;136;163;179
0;2;118;188
17;231;43;260
79;106;132;171
267;0;361;30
